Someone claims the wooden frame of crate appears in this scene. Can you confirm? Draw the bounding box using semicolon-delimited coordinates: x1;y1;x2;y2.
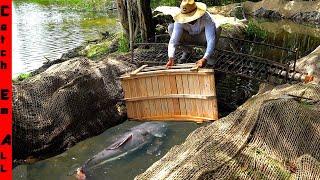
120;65;218;123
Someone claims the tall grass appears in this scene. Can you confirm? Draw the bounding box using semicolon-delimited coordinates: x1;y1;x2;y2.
16;0;113;11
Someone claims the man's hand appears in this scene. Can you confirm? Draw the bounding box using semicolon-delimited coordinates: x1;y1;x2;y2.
166;57;175;68
195;58;207;68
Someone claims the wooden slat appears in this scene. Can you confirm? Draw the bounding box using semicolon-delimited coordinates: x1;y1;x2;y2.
199;75;208;118
208;74;216;96
176;74;186;116
128;79;137;98
122;79;131;98
158;76;169;116
164;75;174;117
139;77;148;118
124;94;216;101
188;74;197;117
130;65;148;75
145;77;154;117
193;75;202;118
126;101;135;118
151;76;161;117
181;74;191;118
120;69;214;79
129;115;214;123
142;64;195;72
169;75;180;116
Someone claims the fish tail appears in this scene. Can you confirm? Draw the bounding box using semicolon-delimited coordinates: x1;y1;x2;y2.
75;166;87;180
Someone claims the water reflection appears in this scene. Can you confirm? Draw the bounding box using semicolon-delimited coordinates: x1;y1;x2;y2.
13;2;119;76
249;18;320;60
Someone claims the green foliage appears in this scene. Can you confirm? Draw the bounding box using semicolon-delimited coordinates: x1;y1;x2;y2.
118;33;129;53
220;23;234;30
16;73;32;81
151;0;178;7
84;40;112;58
245;20;268;40
16;0;113;11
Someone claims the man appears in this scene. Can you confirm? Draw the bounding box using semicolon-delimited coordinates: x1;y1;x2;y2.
166;0;220;68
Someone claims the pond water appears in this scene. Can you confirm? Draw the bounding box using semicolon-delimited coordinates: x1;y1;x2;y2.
248;18;320;60
13;121;203;180
12;3;320;180
13;2;119;76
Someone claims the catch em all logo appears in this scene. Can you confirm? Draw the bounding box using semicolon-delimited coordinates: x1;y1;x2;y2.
0;1;12;179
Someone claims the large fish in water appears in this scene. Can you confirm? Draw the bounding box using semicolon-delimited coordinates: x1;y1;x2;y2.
75;122;167;179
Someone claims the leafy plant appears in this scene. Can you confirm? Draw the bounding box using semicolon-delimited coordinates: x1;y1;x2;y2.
16;73;32;81
118;33;129;52
245;20;268;40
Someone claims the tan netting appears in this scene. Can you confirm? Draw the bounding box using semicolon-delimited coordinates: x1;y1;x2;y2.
13;57;135;161
136;83;320;179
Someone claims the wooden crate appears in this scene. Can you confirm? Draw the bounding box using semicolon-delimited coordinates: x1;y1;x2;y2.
120;64;218;123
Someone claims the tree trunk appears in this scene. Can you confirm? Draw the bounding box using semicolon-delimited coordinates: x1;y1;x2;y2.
116;0;154;42
137;0;154;42
116;0;129;37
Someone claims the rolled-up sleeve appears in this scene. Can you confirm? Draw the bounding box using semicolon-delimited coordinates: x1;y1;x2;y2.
168;23;183;58
203;15;216;59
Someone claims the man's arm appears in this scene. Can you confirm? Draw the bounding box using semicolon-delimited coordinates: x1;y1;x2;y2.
168;23;183;59
203;15;216;59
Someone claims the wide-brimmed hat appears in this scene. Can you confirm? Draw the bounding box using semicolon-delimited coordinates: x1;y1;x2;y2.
173;0;207;23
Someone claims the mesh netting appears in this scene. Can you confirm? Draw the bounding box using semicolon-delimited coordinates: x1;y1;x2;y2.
13;57;135;161
136;83;320;179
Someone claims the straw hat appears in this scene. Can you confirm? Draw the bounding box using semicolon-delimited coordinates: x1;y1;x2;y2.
173;0;207;23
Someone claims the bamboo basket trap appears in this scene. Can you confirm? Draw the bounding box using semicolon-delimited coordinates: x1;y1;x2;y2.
120;64;218;123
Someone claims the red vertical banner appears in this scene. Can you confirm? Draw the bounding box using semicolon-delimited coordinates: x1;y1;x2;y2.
0;0;12;179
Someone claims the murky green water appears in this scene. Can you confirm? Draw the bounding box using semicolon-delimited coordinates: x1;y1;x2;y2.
13;121;203;180
248;18;320;61
13;2;119;76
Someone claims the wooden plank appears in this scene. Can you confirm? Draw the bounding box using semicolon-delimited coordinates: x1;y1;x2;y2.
176;74;186;116
124;94;216;101
199;75;208;117
170;75;180;116
193;75;202;118
130;65;148;75
120;69;214;79
208;74;216;96
142;64;195;72
164;75;174;117
145;77;155;117
121;79;130;99
182;74;191;118
129;115;215;123
158;76;168;117
139;77;148;118
188;74;197;117
126;101;135;118
151;76;161;117
128;79;137;98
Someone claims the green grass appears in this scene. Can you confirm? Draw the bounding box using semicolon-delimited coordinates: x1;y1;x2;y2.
118;33;129;53
16;0;113;11
13;73;32;82
84;40;112;58
246;20;268;40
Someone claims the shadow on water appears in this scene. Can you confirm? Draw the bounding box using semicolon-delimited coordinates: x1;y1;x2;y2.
13;2;119;76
